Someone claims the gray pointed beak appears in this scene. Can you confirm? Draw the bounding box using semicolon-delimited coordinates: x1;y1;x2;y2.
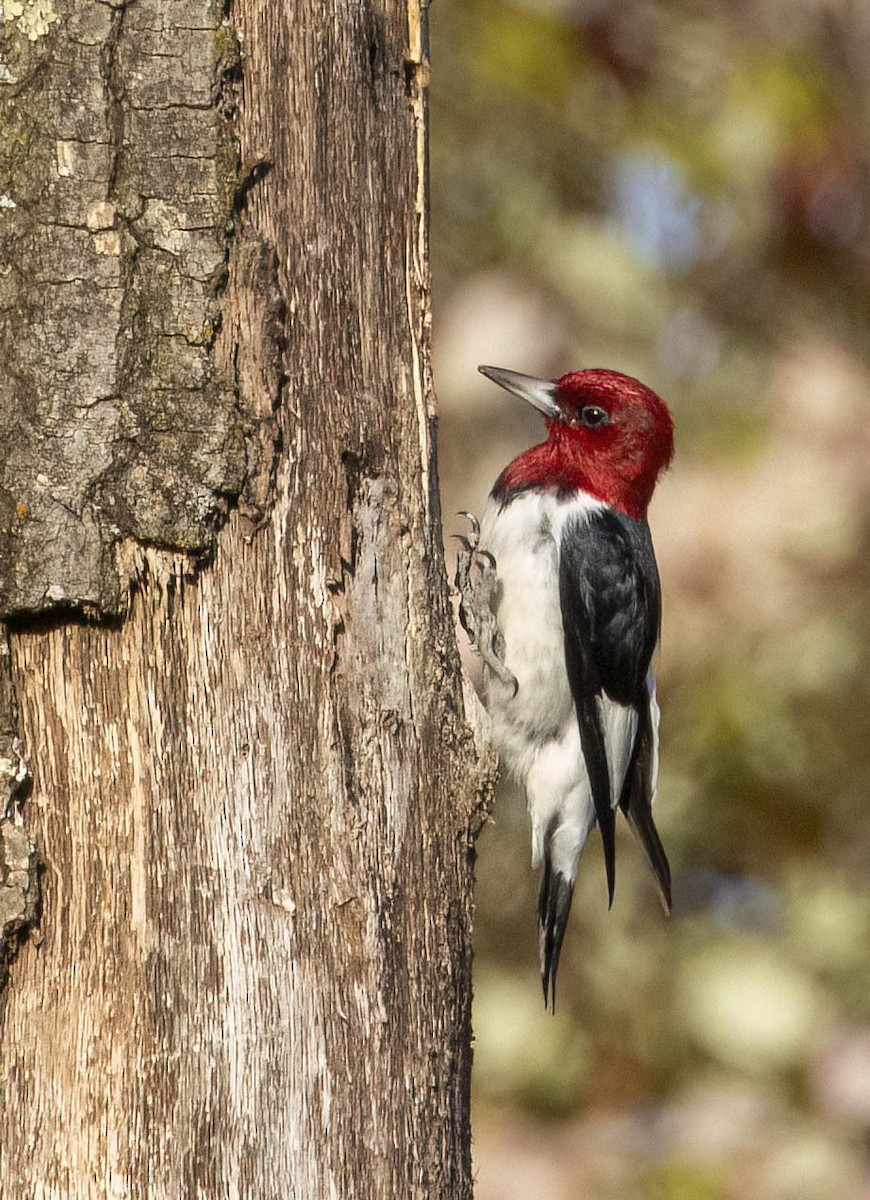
478;365;562;420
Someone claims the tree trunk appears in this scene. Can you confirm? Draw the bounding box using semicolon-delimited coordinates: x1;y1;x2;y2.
0;1;490;1195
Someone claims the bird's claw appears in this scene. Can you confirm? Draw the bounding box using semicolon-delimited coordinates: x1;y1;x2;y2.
456;510;481;544
454;512;518;696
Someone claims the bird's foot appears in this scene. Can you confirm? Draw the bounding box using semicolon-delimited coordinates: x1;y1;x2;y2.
454;512;518;695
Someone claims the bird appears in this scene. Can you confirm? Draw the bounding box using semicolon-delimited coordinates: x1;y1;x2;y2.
456;364;674;1009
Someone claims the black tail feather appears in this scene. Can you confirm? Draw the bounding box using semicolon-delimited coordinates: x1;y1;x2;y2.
619;700;672;913
622;798;671;913
538;856;575;1013
598;801;616;910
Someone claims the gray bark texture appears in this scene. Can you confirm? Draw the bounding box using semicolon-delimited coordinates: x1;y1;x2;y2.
0;0;492;1195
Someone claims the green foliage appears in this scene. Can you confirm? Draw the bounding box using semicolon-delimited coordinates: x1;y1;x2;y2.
640;1161;728;1200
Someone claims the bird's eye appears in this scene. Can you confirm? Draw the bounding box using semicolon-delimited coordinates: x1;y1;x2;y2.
580;405;609;428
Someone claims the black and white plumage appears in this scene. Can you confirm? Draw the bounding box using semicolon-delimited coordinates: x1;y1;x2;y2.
461;365;675;1008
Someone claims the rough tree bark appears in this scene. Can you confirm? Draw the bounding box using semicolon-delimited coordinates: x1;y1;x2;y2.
0;0;491;1195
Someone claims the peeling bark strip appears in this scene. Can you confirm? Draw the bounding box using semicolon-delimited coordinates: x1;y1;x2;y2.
0;0;491;1197
0;0;244;620
0;818;40;989
0;628;36;980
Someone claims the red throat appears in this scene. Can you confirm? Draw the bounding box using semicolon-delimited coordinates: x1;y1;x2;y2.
492;370;674;519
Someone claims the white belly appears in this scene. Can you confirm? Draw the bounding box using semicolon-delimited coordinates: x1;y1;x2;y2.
479;491;582;768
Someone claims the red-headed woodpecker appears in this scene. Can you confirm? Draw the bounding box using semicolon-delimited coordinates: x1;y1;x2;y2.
457;365;674;1008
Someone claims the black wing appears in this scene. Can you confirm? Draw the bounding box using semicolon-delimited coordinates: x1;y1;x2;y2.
561;507;661;706
560;505;661;880
539;507;668;1004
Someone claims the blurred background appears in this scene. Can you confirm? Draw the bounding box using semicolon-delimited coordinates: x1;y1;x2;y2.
429;1;870;1196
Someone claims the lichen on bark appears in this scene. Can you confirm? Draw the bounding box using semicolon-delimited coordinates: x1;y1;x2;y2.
0;0;245;621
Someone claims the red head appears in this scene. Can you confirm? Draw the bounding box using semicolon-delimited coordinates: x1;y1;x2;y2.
481;365;674;519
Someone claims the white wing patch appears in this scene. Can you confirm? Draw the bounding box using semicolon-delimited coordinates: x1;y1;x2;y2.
597;696;638;808
647;668;660;805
